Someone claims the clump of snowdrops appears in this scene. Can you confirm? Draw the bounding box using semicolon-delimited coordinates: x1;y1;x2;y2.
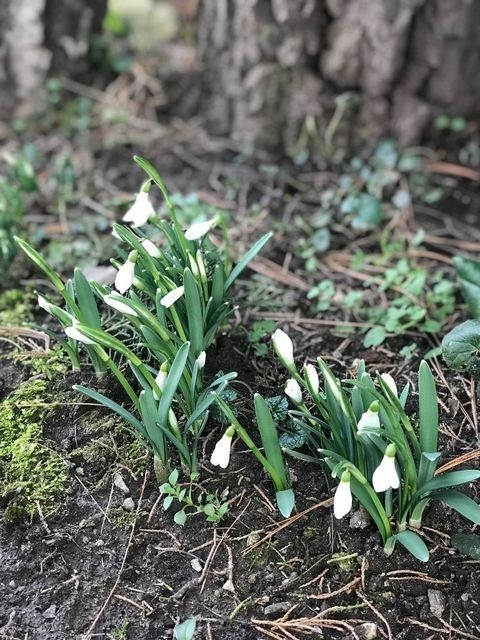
273;329;480;561
17;156;271;488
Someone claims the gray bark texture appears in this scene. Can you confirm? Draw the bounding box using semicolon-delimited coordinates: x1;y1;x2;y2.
0;0;106;116
197;0;480;155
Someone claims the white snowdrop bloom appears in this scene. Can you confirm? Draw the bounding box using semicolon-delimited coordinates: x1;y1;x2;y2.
160;285;185;308
141;238;161;258
184;218;218;241
64;321;96;345
104;295;139;316
305;363;319;394
210;427;235;469
357;401;381;431
285;378;302;404
380;373;398;397
122;190;155;228
272;329;295;370
333;472;352;519
115;251;137;294
37;295;53;313
196;351;206;369
372;445;400;492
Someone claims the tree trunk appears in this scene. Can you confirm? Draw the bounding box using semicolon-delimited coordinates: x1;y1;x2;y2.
0;0;106;116
197;0;480;158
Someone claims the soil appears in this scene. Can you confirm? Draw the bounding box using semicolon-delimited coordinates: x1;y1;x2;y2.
1;76;480;640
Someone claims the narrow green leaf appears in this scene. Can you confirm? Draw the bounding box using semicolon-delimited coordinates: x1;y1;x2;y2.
211;263;225;309
276;488;295;518
158;341;191;427
394;530;429;562
224;232;272;291
73;385;145;438
183;268;204;355
139;390;166;461
417;470;480;496
15;236;65;292
436;489;480;524
254;393;288;489
74;268;101;327
418;360;438;453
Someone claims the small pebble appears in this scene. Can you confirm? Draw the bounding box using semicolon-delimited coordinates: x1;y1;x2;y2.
353;622;377;639
122;497;135;511
42;605;57;619
113;472;130;496
264;602;291;617
349;508;369;529
75;467;84;476
428;589;446;617
246;532;260;547
222;579;235;593
190;558;202;573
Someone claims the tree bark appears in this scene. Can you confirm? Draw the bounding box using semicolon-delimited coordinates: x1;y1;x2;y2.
197;0;480;157
0;0;106;116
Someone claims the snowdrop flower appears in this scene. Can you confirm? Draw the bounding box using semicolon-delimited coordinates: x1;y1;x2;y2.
141;238;161;258
210;426;235;469
115;251;137;294
185;217;218;241
272;329;295;370
196;351;206;369
380;373;397;397
372;444;400;492
104;295;139;316
357;401;380;431
153;362;168;400
37;295;53;313
65;320;95;344
334;471;352;519
160;285;184;308
122;186;155;228
285;378;302;404
304;363;319;394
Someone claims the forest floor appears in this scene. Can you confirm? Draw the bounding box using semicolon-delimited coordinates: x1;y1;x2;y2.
1;70;480;640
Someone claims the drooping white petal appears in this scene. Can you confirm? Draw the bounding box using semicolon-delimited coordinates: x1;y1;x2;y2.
104;295;139;316
185;218;217;241
160;285;185;308
122;191;155;228
380;373;398;397
357;403;381;431
285;378;302;404
65;321;96;345
305;363;319;394
372;453;400;492
141;238;162;258
272;329;295;369
37;295;53;313
333;476;352;519
196;351;206;369
210;432;233;469
115;259;136;294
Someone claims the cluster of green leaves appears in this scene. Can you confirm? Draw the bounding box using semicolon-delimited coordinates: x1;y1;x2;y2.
160;468;229;525
275;340;480;561
442;256;480;387
18;156;271;486
0;148;38;278
307;233;455;347
295;140;444;274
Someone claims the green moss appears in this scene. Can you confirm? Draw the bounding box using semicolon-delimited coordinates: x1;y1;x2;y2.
0;378;67;522
0;288;34;325
13;345;69;379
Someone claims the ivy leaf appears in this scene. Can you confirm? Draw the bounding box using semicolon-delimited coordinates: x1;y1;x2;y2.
442;320;480;372
453;256;480;318
451;534;480;560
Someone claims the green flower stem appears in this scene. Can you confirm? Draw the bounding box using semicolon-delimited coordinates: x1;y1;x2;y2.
344;463;392;540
